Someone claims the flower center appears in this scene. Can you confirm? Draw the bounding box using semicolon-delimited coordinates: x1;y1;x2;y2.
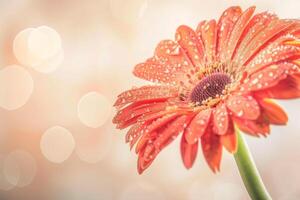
190;72;231;104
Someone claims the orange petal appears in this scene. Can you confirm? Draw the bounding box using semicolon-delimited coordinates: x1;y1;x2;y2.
135;113;179;154
116;103;174;129
258;74;300;99
137;115;188;174
126;123;142;143
217;6;242;61
226;6;256;60
226;95;260;120
180;135;198;169
153;115;188;150
176;25;205;67
220;118;237;153
139;107;190;123
196;20;217;63
126;123;146;149
284;40;300;47
293;60;300;67
241;19;296;66
137;143;156;174
133;40;193;86
213;103;229;135
114;102;168;125
145;113;180;137
241;64;290;92
135;130;157;155
114;85;178;107
201;126;222;172
233;11;277;64
185;109;212;144
245;37;300;73
259;99;288;125
116;116;141;129
114;98;168;113
234;115;270;137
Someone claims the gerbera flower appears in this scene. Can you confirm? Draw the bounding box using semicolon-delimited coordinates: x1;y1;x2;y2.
113;6;300;174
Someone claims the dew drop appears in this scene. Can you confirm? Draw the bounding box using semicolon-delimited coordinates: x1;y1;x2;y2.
237;110;244;117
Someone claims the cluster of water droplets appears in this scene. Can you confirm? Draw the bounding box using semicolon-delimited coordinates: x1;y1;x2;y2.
115;85;178;107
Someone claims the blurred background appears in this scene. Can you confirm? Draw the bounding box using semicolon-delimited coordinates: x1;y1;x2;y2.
0;0;299;199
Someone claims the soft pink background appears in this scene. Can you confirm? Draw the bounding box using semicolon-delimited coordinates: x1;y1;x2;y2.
0;0;299;199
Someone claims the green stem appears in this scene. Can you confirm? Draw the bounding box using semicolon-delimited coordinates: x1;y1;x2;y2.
234;130;272;200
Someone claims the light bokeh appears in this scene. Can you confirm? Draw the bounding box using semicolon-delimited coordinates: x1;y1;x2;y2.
13;26;63;73
40;126;75;163
0;0;300;200
77;92;112;128
3;150;36;187
0;155;17;191
13;28;43;67
0;65;33;110
28;26;62;60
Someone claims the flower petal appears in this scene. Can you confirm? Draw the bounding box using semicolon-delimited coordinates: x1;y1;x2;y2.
220;118;237;153
144;113;180;135
137;115;188;174
176;25;205;67
285;39;300;47
240;19;296;66
213;103;229;135
255;73;300;99
217;6;242;61
137;143;156;174
135;113;179;154
234;115;270;137
241;62;300;93
185;109;212;144
114;102;168;126
180;135;198;169
133;40;193;86
196;20;217;63
114;85;178;107
245;36;300;74
233;11;277;64
226;6;256;60
259;99;288;125
201;125;222;172
153;115;189;150
126;123;146;149
241;65;286;92
226;95;260;120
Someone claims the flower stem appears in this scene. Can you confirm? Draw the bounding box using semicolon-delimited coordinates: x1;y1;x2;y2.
234;130;272;200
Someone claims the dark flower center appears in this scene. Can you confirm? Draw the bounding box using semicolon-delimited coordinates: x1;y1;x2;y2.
190;73;231;104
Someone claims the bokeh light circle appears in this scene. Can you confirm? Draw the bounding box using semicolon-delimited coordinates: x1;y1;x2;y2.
3;150;36;187
40;126;75;163
77;92;111;128
0;154;17;191
32;49;64;73
13;28;43;67
0;65;34;110
28;26;62;60
13;26;63;73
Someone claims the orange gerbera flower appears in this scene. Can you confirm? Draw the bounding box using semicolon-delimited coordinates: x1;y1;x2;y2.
113;6;300;174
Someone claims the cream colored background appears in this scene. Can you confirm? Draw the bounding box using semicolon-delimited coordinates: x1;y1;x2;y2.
0;0;299;199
